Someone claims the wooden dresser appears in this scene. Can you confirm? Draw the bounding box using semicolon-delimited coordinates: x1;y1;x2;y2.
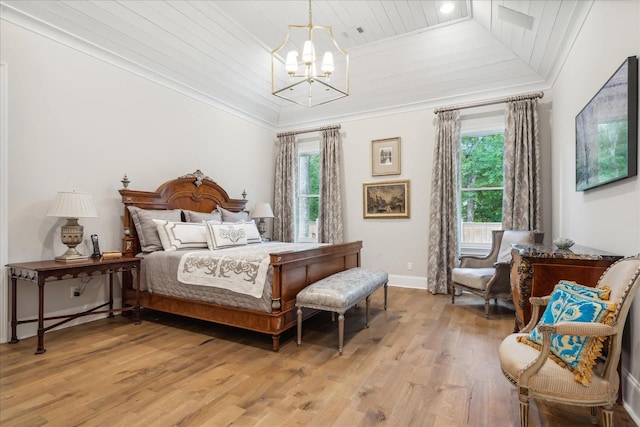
510;243;622;331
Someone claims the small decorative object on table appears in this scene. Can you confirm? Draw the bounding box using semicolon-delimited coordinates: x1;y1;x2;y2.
101;251;122;259
553;237;575;249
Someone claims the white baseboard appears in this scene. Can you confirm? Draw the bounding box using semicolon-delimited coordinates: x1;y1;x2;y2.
388;274;427;289
623;366;640;425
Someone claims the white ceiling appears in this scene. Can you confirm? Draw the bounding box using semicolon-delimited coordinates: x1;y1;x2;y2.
0;0;593;129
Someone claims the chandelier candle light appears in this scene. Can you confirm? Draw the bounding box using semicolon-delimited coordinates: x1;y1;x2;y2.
271;0;349;107
47;191;98;261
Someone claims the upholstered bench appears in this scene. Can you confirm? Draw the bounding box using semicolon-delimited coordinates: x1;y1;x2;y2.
296;267;389;355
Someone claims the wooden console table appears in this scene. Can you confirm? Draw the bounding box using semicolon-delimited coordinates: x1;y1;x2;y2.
510;244;622;331
7;257;141;354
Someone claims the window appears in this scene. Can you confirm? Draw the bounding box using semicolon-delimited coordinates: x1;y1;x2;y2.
460;132;504;247
297;144;320;242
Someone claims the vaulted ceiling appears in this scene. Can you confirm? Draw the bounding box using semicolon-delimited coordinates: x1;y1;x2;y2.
0;1;593;129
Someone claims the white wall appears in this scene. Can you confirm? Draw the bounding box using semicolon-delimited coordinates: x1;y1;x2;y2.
550;1;640;420
338;98;553;288
1;21;275;339
341;110;432;287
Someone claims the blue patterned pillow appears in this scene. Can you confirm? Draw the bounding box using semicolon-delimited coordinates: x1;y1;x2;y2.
517;285;616;385
555;280;611;300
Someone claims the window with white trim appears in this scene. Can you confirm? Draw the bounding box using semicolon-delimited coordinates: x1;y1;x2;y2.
460;131;504;250
297;141;319;242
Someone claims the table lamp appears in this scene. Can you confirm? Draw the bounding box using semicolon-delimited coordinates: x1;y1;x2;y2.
47;191;98;261
250;203;274;240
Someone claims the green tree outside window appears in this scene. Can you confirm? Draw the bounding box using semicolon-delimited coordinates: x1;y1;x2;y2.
460;134;504;223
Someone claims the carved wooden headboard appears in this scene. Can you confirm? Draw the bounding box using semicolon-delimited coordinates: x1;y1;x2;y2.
118;170;248;257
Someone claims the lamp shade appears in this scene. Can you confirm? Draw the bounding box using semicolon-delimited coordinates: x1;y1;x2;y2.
321;52;334;74
285;51;299;74
47;191;98;218
302;40;316;64
250;203;274;219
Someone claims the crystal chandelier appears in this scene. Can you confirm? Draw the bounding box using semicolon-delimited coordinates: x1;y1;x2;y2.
271;0;349;107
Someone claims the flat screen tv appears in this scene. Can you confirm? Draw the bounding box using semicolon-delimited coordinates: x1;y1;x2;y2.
576;56;638;191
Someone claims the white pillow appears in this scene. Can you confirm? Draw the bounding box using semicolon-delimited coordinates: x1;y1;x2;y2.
497;230;534;263
244;221;263;244
153;220;208;251
205;221;247;249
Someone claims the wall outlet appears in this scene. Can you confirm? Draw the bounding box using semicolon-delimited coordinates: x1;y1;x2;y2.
407;262;413;271
70;287;81;298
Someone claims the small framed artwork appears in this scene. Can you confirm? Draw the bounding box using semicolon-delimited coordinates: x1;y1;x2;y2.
371;137;401;176
363;180;410;219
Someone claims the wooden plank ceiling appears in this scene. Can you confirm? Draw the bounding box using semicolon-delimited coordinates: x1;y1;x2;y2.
0;0;593;128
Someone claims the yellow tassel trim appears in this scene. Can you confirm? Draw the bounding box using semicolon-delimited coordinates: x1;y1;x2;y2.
596;284;612;300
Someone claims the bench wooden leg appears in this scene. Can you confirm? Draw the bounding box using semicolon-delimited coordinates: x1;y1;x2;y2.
365;295;371;328
338;313;345;355
384;282;388;310
297;307;302;346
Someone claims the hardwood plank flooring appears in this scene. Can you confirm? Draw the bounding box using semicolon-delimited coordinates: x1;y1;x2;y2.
1;288;636;426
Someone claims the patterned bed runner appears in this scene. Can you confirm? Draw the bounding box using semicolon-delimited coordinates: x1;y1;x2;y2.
177;243;319;298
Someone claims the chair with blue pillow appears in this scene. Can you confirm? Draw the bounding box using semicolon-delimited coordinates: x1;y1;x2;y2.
499;255;640;427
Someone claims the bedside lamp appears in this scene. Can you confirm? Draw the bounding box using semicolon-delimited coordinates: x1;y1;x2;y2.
47;191;98;261
250;203;274;240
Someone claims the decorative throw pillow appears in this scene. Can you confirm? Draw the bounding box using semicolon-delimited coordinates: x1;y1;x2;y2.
205;221;247;249
183;209;221;223
555;280;611;300
153;220;208;251
217;206;249;222
128;206;182;252
497;230;535;263
517;285;617;385
244;221;263;244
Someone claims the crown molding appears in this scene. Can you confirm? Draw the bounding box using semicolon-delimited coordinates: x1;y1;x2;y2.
275;79;550;131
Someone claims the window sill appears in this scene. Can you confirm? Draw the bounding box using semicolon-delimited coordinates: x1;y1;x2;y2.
460;243;491;257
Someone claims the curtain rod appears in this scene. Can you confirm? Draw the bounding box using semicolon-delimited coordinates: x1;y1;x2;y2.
434;91;544;114
277;124;341;137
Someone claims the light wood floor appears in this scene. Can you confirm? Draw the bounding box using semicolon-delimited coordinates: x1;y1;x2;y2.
1;288;636;426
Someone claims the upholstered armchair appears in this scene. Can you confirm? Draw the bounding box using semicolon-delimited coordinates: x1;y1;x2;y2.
451;230;544;316
499;255;640;427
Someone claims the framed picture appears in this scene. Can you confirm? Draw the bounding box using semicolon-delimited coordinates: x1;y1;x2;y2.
371;137;401;176
576;56;638;191
363;180;410;219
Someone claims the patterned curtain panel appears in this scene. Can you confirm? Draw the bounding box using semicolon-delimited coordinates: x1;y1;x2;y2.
318;128;344;244
427;110;461;295
273;134;297;242
502;99;542;231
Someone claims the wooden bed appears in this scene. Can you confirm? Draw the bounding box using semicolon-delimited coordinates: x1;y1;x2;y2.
119;170;362;351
